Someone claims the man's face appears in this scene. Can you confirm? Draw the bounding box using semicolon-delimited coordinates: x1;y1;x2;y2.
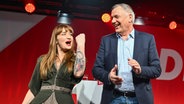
111;6;132;33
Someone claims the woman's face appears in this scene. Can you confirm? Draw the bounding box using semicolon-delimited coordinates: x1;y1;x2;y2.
57;28;74;51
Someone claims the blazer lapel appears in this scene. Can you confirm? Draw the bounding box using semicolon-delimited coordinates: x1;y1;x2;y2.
111;34;118;65
133;30;142;60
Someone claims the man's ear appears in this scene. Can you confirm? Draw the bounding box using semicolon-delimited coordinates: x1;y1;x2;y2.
129;14;133;23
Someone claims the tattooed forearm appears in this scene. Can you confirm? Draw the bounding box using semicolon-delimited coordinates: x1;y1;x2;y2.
74;50;86;74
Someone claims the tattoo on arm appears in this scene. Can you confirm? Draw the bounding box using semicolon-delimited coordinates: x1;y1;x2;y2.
74;51;85;73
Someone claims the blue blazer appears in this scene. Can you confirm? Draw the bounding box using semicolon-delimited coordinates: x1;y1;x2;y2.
92;30;161;104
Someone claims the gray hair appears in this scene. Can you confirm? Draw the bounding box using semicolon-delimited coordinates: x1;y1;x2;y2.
112;3;135;23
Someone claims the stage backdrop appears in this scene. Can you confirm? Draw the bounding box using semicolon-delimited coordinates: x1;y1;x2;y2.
0;11;184;104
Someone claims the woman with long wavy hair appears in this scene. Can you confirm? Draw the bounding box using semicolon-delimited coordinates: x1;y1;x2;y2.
22;24;86;104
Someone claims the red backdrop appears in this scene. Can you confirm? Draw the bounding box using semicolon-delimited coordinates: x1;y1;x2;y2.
0;13;184;104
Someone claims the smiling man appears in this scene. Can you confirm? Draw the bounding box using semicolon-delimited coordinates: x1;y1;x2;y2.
92;3;161;104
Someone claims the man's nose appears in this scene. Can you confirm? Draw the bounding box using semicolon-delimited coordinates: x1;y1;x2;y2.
111;18;116;24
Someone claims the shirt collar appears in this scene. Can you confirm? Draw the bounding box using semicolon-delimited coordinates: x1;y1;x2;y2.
116;29;135;39
130;29;135;39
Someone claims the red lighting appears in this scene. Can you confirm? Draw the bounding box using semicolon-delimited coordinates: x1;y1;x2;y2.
101;13;111;23
169;21;177;30
25;3;35;13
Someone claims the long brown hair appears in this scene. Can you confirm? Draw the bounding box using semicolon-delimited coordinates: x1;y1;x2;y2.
40;24;75;79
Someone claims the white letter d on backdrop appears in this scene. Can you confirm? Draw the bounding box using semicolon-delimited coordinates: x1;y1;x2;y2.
157;48;183;80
